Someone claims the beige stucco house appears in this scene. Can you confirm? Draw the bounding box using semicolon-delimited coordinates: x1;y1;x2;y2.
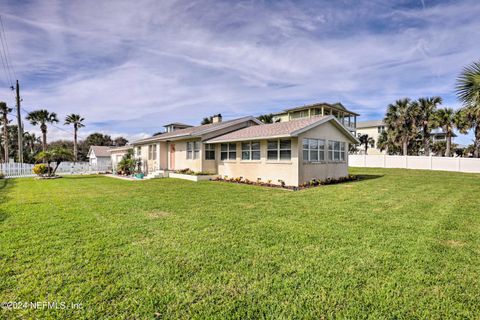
356;119;456;155
131;114;358;186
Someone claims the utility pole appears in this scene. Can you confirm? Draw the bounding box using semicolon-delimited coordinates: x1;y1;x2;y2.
15;80;23;163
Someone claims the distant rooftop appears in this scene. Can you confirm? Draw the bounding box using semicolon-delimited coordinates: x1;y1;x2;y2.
163;122;192;128
275;102;360;116
357;120;385;128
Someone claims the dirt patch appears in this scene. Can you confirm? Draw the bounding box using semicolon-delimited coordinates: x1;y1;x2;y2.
146;211;172;218
442;240;466;247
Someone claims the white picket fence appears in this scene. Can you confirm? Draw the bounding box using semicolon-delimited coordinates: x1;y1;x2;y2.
0;162;112;178
349;154;480;173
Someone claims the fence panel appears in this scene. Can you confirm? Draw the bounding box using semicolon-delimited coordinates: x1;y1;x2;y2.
0;162;111;178
349;154;480;173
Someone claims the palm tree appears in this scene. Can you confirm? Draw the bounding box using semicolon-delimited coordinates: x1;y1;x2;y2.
0;102;12;163
26;110;59;152
417;96;442;156
456;60;480;157
257;114;274;123
384;98;419;155
435;108;462;157
64;114;85;161
358;134;375;155
23;132;41;155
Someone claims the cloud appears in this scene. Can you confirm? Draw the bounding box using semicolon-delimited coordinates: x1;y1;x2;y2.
0;0;479;145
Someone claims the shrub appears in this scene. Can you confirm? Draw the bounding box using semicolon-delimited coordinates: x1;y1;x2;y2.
32;164;51;176
0;171;4;179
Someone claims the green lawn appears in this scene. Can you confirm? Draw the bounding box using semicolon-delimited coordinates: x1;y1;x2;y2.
1;168;480;319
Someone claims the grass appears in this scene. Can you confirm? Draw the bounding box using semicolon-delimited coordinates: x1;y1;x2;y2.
1;168;480;319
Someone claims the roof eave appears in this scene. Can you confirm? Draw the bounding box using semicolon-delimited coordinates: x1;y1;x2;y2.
207;134;291;144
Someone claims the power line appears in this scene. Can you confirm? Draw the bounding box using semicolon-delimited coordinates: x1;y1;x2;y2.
0;15;17;81
0;15;16;87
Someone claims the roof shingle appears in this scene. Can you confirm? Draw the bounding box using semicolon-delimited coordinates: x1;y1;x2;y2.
207;116;330;143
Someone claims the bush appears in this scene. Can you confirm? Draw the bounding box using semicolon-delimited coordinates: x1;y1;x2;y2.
0;171;4;179
32;164;51;176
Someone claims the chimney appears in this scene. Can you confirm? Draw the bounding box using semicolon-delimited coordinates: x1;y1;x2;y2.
212;113;222;123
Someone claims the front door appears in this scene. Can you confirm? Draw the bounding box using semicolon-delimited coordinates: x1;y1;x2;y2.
169;144;175;170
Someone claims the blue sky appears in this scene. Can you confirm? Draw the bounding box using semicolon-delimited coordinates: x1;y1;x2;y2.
0;0;479;144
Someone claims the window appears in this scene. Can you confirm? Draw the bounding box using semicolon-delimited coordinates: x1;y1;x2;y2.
205;144;215;160
302;138;325;162
187;141;200;159
136;147;141;157
328;140;346;161
194;141;200;159
291;110;309;119
241;141;260;160
148;144;157;160
378;126;385;133
267;139;291;161
220;143;236;161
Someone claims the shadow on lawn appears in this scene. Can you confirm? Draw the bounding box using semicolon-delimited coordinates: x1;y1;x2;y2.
0;178;14;223
354;174;384;182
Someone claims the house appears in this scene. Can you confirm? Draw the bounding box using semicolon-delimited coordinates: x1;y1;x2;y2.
110;145;132;172
356;120;457;155
87;146;112;169
131;114;358;186
272;102;359;134
355;120;386;155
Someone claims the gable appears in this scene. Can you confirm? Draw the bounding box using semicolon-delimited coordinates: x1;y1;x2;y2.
296;119;359;144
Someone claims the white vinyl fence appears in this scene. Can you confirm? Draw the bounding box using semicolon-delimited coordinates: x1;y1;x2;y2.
0;162;112;178
349;154;480;173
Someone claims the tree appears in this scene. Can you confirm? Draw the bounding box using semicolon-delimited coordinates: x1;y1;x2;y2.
435;108;462;157
23;132;41;162
456;60;480;157
417;97;442;156
117;149;138;175
384;98;419;155
257;114;274;124
83;133;113;147
0;102;12;163
64;114;85;162
114;136;128;147
35;147;73;177
358;134;375;155
26;110;59;152
201;117;213;125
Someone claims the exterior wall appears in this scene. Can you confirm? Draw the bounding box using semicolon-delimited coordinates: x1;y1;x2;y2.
168;139;203;172
216;138;300;186
298;121;350;184
110;150;129;171
356;126;385;155
89;156;111;169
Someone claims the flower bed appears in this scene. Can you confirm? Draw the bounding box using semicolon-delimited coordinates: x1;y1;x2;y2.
213;175;359;191
169;172;219;182
173;168;216;176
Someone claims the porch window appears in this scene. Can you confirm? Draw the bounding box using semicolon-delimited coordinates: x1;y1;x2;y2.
267;139;291;161
187;141;200;159
194;141;200;159
328;141;346;161
220;143;236;161
205;144;215;160
148;144;157;160
303;138;325;162
241;141;260;160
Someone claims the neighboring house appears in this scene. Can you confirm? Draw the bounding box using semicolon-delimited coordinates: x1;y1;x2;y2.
131;114;358;186
272;102;359;134
110;145;132;172
356;120;457;155
356;120;386;155
87;146;112;169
